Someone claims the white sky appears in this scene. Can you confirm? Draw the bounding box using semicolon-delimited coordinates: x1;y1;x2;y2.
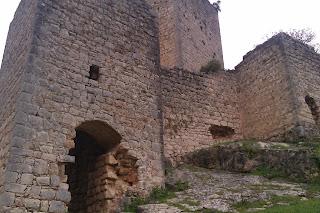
0;0;319;69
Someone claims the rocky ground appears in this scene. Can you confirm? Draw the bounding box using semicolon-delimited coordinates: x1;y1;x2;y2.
137;165;319;213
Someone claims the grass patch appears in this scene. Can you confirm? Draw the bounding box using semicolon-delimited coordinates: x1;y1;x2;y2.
241;140;261;159
123;197;147;212
270;143;290;150
181;198;200;206
248;183;291;192
123;181;189;212
305;181;320;197
258;199;320;213
167;181;189;192
148;187;176;203
234;196;304;213
234;199;269;213
123;187;175;212
251;166;288;180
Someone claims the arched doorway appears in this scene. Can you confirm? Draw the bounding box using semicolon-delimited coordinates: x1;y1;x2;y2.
305;95;320;126
65;121;139;213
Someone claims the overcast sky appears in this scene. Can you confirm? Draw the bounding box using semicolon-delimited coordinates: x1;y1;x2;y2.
0;0;319;69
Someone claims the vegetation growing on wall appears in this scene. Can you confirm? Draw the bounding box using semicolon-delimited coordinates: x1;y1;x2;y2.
200;59;222;73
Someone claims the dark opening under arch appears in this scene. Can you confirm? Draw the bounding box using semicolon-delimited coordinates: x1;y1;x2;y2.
76;120;122;152
65;120;138;212
305;95;320;126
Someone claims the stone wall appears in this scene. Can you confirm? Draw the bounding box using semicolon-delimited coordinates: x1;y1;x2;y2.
236;34;320;140
236;35;298;140
280;36;320;137
147;0;223;72
0;0;164;212
160;68;241;164
0;0;38;209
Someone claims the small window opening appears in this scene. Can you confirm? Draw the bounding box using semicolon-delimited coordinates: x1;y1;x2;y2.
89;65;100;81
209;124;235;139
305;95;320;125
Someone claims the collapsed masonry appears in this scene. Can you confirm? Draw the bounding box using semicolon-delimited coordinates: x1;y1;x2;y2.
0;0;319;212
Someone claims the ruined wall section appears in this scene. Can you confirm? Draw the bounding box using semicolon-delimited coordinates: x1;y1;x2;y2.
0;0;38;206
161;68;240;164
175;0;224;72
281;36;320;137
236;36;297;140
0;0;164;212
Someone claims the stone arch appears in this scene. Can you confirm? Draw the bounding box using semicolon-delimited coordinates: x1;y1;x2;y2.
305;95;320;126
65;120;139;213
76;120;122;151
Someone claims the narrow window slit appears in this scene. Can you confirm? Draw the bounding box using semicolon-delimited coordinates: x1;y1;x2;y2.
89;65;100;81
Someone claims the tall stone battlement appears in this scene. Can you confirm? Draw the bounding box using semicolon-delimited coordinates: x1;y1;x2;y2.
147;0;224;72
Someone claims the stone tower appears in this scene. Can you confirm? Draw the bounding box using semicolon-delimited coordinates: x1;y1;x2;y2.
0;0;164;212
147;0;224;72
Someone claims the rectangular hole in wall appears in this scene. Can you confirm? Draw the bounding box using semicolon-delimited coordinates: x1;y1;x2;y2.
209;124;235;139
89;65;100;81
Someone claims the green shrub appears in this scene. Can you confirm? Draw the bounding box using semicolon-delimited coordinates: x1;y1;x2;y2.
148;187;176;203
200;59;222;73
252;166;288;180
233;195;313;213
166;181;189;192
123;186;177;212
259;199;320;213
123;197;146;212
241;140;260;159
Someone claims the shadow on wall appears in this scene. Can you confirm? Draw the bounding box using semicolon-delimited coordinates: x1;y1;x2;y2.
209;124;235;139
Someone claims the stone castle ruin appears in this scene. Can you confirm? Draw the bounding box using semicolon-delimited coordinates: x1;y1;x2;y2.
0;0;319;212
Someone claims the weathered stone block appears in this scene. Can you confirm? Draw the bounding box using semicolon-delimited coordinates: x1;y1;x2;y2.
49;201;65;213
50;175;60;187
56;189;71;203
5;183;27;194
24;198;41;210
0;192;15;206
40;189;56;200
40;200;49;212
21;174;34;185
4;171;19;183
105;155;118;165
36;177;50;186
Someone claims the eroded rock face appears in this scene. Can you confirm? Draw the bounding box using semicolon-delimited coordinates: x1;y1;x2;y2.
183;141;320;181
